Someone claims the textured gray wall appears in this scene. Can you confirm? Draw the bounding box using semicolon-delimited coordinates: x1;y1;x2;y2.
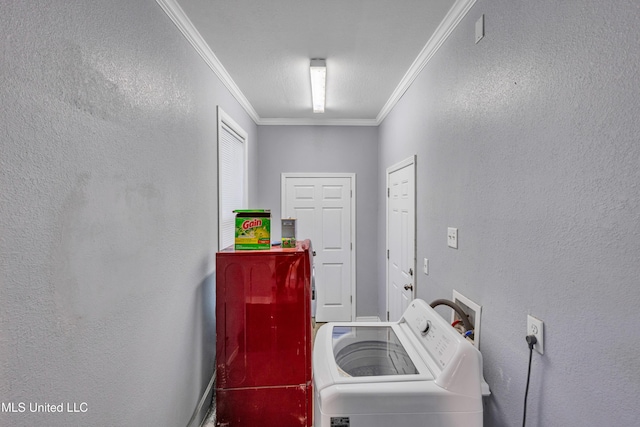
0;1;256;426
256;126;379;317
378;0;640;425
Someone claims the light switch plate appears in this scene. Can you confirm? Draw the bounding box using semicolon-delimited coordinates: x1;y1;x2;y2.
447;227;458;249
423;258;429;275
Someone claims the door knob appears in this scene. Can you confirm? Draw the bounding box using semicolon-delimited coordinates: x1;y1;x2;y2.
404;284;413;291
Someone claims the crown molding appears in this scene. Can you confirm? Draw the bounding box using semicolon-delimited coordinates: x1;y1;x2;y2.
257;118;378;127
155;0;260;123
376;0;477;124
157;0;475;127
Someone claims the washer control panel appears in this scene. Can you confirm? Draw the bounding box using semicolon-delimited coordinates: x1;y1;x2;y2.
402;300;460;371
418;318;431;335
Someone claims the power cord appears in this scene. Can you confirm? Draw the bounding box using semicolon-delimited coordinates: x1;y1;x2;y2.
522;335;537;427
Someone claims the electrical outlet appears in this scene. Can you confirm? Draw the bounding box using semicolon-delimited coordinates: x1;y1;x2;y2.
527;315;544;355
452;290;482;349
447;227;458;249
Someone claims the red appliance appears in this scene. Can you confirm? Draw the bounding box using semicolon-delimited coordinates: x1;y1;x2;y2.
215;240;313;427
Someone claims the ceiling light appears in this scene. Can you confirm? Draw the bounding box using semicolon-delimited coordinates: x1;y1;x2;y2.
309;59;326;113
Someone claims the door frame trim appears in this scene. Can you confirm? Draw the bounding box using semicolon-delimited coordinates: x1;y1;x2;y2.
281;172;357;321
385;156;417;321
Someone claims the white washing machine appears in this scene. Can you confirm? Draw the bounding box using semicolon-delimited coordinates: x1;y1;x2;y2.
313;299;490;427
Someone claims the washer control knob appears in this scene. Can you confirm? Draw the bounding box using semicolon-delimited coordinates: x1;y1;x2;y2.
418;319;431;335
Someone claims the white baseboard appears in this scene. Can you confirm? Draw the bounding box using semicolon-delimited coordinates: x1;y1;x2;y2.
355;316;381;322
187;370;215;427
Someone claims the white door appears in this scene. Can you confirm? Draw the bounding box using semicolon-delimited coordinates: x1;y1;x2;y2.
386;157;416;321
282;174;355;322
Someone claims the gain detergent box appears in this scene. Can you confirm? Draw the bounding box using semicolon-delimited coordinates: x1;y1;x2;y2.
234;209;271;250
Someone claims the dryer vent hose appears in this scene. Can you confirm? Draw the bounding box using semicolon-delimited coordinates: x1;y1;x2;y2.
429;299;474;334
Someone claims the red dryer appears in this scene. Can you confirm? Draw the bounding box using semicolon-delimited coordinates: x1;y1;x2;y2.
215;240;314;426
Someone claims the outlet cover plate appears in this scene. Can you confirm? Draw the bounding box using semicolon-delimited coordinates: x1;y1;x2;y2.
527;315;544;355
447;227;458;248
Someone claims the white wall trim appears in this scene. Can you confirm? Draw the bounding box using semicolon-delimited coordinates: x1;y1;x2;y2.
376;0;477;124
156;0;475;127
258;118;379;127
186;370;215;427
155;0;260;123
355;316;381;322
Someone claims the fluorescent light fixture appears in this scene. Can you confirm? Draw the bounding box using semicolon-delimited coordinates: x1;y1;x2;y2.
310;59;326;113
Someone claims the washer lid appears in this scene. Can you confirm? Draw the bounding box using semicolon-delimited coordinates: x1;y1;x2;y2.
313;322;435;392
332;326;419;378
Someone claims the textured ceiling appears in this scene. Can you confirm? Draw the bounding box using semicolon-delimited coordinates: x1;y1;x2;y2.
175;0;457;123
